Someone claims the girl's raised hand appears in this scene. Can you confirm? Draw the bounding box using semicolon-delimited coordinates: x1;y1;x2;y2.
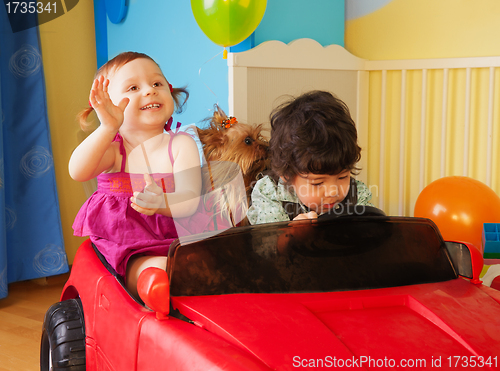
130;174;166;216
89;75;129;132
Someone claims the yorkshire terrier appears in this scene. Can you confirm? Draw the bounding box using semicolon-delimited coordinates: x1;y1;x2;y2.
197;105;269;195
197;105;269;227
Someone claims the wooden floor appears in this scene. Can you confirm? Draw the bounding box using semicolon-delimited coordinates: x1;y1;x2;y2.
0;272;70;371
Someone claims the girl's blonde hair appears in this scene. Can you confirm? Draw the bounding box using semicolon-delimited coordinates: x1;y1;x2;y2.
77;52;189;131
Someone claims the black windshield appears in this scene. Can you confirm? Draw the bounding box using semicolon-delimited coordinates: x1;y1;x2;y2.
167;217;457;296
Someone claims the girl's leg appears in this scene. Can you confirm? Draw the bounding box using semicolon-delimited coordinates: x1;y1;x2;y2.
126;255;168;299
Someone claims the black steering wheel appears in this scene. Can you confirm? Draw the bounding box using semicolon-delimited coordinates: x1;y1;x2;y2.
318;204;386;221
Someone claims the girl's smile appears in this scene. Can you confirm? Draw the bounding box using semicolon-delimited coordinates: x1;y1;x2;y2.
140;103;162;110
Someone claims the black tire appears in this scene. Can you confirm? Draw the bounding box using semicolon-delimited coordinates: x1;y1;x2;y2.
40;298;86;371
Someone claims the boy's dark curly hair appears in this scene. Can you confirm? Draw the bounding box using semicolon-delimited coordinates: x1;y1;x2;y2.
269;90;361;184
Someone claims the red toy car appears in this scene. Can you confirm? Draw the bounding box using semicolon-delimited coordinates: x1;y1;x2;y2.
41;213;500;370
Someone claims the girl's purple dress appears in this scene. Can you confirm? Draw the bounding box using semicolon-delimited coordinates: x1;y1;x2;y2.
72;132;178;278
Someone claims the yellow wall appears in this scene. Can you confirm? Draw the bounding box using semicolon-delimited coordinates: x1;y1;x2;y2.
38;1;97;263
345;0;500;216
345;0;500;60
364;68;500;216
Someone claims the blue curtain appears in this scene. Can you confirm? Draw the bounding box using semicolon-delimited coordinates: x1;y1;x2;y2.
0;5;68;299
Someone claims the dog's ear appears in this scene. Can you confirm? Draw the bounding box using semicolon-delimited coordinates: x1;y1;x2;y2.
211;104;228;129
214;104;228;118
197;123;227;160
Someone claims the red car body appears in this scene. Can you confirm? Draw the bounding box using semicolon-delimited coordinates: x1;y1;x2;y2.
56;217;500;370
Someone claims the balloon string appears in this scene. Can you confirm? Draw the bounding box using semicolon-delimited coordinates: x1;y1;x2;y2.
198;50;223;108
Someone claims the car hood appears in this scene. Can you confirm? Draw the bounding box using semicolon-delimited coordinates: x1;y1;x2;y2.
172;279;500;370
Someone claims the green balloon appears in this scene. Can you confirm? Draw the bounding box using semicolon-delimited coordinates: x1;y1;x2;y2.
191;0;267;47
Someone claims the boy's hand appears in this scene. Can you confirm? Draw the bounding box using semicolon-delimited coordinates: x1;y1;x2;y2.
89;75;129;133
131;174;166;216
293;211;318;220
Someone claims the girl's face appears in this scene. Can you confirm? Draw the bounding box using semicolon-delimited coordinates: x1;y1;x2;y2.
289;170;351;214
107;58;174;130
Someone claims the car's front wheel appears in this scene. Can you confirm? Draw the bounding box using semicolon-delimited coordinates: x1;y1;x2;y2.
40;298;86;371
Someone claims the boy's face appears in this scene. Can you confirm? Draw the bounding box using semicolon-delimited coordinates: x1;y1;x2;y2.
289;170;351;214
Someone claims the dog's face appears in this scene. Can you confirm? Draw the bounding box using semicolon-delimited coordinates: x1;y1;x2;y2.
217;122;268;187
198;107;269;189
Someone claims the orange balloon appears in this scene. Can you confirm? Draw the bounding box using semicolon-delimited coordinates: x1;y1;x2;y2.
414;176;500;252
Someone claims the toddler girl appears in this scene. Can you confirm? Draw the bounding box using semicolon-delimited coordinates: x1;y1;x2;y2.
70;52;201;297
247;90;373;224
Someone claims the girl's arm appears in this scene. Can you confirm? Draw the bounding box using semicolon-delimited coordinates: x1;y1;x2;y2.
131;134;202;217
69;76;129;182
69;126;119;181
